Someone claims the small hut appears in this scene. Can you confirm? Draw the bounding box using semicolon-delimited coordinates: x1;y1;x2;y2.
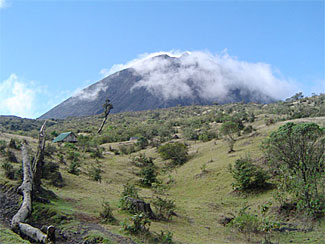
53;132;77;143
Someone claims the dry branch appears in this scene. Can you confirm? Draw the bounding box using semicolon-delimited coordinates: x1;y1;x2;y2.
98;99;113;134
32;120;47;193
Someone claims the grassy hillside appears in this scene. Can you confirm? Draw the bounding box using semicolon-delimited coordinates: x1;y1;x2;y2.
0;94;324;244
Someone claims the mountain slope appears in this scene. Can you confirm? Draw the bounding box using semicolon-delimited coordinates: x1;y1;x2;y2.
39;54;275;119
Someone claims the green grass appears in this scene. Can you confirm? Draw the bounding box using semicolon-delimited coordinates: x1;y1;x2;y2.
0;224;30;244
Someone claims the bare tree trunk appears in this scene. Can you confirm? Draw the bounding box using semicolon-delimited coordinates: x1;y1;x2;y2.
11;142;55;243
98;116;109;134
98;99;113;134
32;120;47;194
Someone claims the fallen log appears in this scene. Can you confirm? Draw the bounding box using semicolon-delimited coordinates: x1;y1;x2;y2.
11;142;55;243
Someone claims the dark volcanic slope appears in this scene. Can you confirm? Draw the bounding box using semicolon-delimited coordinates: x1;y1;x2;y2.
39;55;275;119
39;68;211;119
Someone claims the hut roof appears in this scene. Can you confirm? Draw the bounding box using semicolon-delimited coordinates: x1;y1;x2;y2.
53;132;75;143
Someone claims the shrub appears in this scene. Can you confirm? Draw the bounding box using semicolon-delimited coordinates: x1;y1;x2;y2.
152;197;176;221
8;138;20;149
58;153;65;164
130;153;154;168
6;150;18;163
118;144;136;155
228;207;259;241
67;160;80;175
1;161;15;179
182;127;199;140
262;122;325;216
88;164;103;182
44;143;56;157
122;213;151;235
135;136;148;150
158;142;188;166
99;201;116;224
264;117;275;126
140;166;157;187
0;140;6;155
66;150;80;162
119;182;140;212
220;121;240;153
64;142;78;151
42;161;64;187
154;231;174;244
229;157;270;191
243;125;254;134
89;147;103;158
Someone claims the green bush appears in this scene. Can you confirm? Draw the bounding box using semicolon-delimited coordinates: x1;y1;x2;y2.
88;164;103;182
140;166;157;187
228;210;259;240
229;157;270;191
155;231;174;244
44;143;56;157
122;213;151;235
158;142;188;166
152;197;176;221
67;160;80;175
8;138;20;149
6;150;18;163
118;144;136;155
220;121;240;153
0;140;6;155
89;147;104;158
66;150;80;161
182;127;199;140
135;136;148;150
99;201;116;224
42;162;64;187
119;182;140;212
1;161;15;180
130;153;154;167
243;125;254;134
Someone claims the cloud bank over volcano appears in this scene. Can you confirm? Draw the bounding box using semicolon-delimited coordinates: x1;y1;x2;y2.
106;50;296;102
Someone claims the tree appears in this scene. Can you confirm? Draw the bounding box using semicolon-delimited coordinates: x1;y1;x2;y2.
158;142;188;166
262;122;325;215
98;98;113;134
220;121;240;153
229;157;270;191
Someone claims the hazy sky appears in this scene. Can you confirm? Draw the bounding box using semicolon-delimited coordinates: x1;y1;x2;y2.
0;0;324;118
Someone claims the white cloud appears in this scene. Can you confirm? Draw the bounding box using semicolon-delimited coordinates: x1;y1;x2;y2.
72;79;108;101
0;0;7;9
132;51;297;101
99;50;185;77
99;50;297;102
0;74;37;118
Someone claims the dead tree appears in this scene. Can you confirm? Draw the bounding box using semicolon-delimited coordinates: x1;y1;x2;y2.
32;120;47;194
126;197;155;219
11;143;55;243
97;98;113;134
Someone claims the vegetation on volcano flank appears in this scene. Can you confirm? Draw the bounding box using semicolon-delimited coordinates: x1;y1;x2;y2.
0;93;324;244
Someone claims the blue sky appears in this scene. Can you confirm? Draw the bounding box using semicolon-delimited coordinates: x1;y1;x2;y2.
0;0;324;118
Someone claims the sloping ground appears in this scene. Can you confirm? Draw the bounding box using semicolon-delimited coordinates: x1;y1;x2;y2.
0;114;324;243
47;117;325;243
